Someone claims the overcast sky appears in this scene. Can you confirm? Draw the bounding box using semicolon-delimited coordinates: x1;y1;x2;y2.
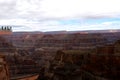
0;0;120;32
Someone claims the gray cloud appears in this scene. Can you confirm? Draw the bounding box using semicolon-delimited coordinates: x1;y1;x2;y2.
0;0;17;19
0;0;120;20
0;0;120;31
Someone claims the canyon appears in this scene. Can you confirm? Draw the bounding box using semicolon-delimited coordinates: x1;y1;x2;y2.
0;30;120;80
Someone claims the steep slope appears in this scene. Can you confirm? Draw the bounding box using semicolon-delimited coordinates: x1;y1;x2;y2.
0;36;16;53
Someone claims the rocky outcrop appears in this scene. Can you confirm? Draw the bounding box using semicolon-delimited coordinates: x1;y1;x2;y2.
0;55;9;80
7;51;40;77
45;40;120;80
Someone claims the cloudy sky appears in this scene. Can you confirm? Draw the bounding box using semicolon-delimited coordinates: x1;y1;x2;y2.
0;0;120;32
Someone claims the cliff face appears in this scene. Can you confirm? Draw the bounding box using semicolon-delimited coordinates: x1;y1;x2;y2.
0;55;9;80
0;36;40;77
35;32;120;49
2;31;120;79
0;36;16;53
46;40;120;80
4;32;44;50
4;32;120;51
